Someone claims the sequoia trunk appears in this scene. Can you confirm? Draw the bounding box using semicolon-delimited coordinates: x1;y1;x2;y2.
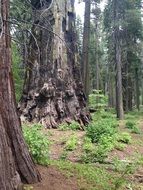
19;0;90;128
0;0;40;189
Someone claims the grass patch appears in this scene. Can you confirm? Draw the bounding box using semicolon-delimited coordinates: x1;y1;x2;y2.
50;160;128;190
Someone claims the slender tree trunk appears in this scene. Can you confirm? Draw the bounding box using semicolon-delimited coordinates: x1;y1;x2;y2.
82;0;91;98
95;36;99;91
114;0;124;119
0;0;40;189
135;68;140;110
19;0;90;128
142;78;143;105
128;76;133;111
122;52;129;112
115;37;124;119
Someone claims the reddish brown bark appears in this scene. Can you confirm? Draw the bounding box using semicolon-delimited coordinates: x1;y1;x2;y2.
0;0;40;189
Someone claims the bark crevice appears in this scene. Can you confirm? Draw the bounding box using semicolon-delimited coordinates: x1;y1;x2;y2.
19;0;90;129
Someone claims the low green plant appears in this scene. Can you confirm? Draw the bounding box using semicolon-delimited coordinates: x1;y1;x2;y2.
131;126;141;134
59;121;80;131
125;120;140;134
59;123;69;131
65;135;78;151
81;146;109;163
114;143;126;151
116;132;131;144
86;118;118;143
50;160;120;190
112;158;139;189
60;151;68;160
81;135;116;163
125;120;136;129
82;137;94;152
68;121;80;130
22;124;49;165
100;111;115;119
98;135;116;151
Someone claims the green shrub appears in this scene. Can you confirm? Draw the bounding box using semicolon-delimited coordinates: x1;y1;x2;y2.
23;124;49;165
81;144;109;163
82;135;116;163
69;121;80;130
59;123;69;131
98;135;116;151
131;126;141;134
65;135;78;151
82;137;94;152
100;111;115;119
86;118;118;143
89;90;108;110
116;132;132;144
125;120;136;129
114;143;126;151
59;121;80;131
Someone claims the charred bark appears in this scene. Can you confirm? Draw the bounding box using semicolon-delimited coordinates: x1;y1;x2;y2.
19;0;90;128
0;0;40;189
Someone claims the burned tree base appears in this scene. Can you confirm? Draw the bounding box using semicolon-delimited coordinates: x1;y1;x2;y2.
19;76;90;129
19;0;90;129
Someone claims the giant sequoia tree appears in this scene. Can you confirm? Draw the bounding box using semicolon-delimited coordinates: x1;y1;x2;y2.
19;0;90;128
0;0;40;189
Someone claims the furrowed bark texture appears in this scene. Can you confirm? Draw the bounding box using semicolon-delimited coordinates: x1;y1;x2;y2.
19;0;90;129
0;0;40;189
114;0;124;119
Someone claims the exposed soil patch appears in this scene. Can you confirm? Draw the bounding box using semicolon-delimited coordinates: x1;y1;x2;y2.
31;165;78;190
48;129;85;161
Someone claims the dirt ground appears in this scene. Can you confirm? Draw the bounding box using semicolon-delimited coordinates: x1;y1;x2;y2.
31;165;78;190
24;119;143;190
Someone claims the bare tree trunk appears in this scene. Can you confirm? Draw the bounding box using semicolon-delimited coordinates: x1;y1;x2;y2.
114;0;124;119
128;76;133;111
115;37;124;119
0;0;41;189
95;36;99;91
82;0;91;98
135;68;140;111
19;0;90;128
122;54;129;112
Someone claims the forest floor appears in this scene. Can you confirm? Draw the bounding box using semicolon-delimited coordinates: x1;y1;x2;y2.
24;110;143;190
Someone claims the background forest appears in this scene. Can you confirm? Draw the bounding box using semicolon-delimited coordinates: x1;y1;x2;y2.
2;0;143;189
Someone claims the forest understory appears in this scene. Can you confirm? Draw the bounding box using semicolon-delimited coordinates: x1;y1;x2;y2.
23;109;143;190
1;0;143;189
